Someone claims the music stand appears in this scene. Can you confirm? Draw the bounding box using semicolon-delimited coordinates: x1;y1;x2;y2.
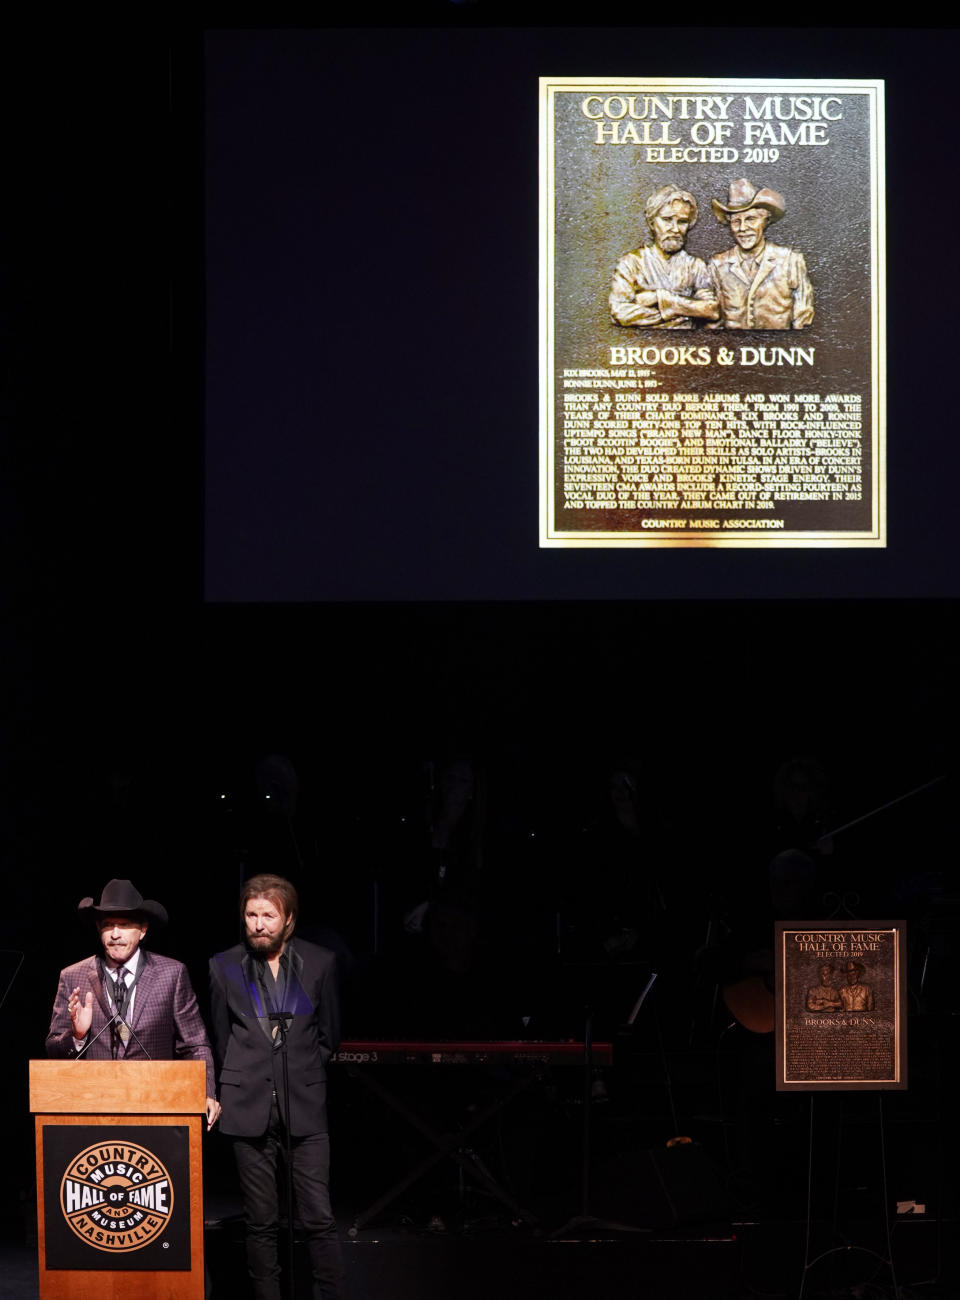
547;932;655;1240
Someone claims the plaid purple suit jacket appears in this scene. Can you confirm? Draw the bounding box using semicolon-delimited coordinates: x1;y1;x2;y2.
46;949;216;1096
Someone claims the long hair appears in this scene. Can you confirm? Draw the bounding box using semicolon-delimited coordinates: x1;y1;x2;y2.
644;184;698;234
239;873;299;941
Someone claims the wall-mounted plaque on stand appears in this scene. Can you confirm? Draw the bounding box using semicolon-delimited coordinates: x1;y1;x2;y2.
539;78;885;548
775;921;906;1091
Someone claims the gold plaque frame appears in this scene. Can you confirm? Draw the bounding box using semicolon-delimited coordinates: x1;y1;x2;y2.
775;921;906;1091
539;77;885;548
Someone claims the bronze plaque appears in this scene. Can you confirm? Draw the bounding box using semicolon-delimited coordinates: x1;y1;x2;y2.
539;78;885;547
775;922;906;1091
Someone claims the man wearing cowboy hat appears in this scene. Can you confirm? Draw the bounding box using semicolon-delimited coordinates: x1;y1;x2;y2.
46;878;221;1130
839;959;875;1012
609;182;720;328
707;179;814;330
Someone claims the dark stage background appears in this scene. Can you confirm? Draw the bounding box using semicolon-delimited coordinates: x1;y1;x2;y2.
3;14;959;1299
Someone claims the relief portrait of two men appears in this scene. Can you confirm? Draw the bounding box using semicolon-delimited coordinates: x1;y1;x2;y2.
609;178;814;332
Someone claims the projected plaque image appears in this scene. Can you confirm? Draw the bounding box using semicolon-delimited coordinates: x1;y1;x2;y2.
775;922;906;1091
539;78;885;547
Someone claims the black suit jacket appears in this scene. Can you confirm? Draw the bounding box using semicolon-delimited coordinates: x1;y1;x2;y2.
209;937;340;1138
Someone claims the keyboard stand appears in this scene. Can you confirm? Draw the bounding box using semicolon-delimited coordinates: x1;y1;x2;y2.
342;1062;541;1236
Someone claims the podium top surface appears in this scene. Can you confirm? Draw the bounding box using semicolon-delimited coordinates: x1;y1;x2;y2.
29;1059;206;1114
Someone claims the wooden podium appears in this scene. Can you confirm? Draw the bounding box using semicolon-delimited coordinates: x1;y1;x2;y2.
30;1060;206;1299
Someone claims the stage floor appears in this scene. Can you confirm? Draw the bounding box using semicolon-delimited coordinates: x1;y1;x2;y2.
4;1207;955;1300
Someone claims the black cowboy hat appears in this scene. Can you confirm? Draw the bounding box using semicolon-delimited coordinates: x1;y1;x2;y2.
78;879;168;925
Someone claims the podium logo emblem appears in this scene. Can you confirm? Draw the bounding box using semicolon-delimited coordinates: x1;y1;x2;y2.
58;1139;174;1253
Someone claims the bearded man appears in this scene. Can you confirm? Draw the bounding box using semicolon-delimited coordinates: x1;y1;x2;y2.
609;183;719;328
209;873;345;1299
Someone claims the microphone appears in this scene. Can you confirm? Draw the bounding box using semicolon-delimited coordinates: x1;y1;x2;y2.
74;1010;153;1060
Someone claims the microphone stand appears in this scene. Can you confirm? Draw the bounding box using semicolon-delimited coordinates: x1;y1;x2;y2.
815;771;948;850
75;1009;153;1060
0;950;25;1017
117;1013;152;1059
269;1011;297;1298
74;1011;121;1057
